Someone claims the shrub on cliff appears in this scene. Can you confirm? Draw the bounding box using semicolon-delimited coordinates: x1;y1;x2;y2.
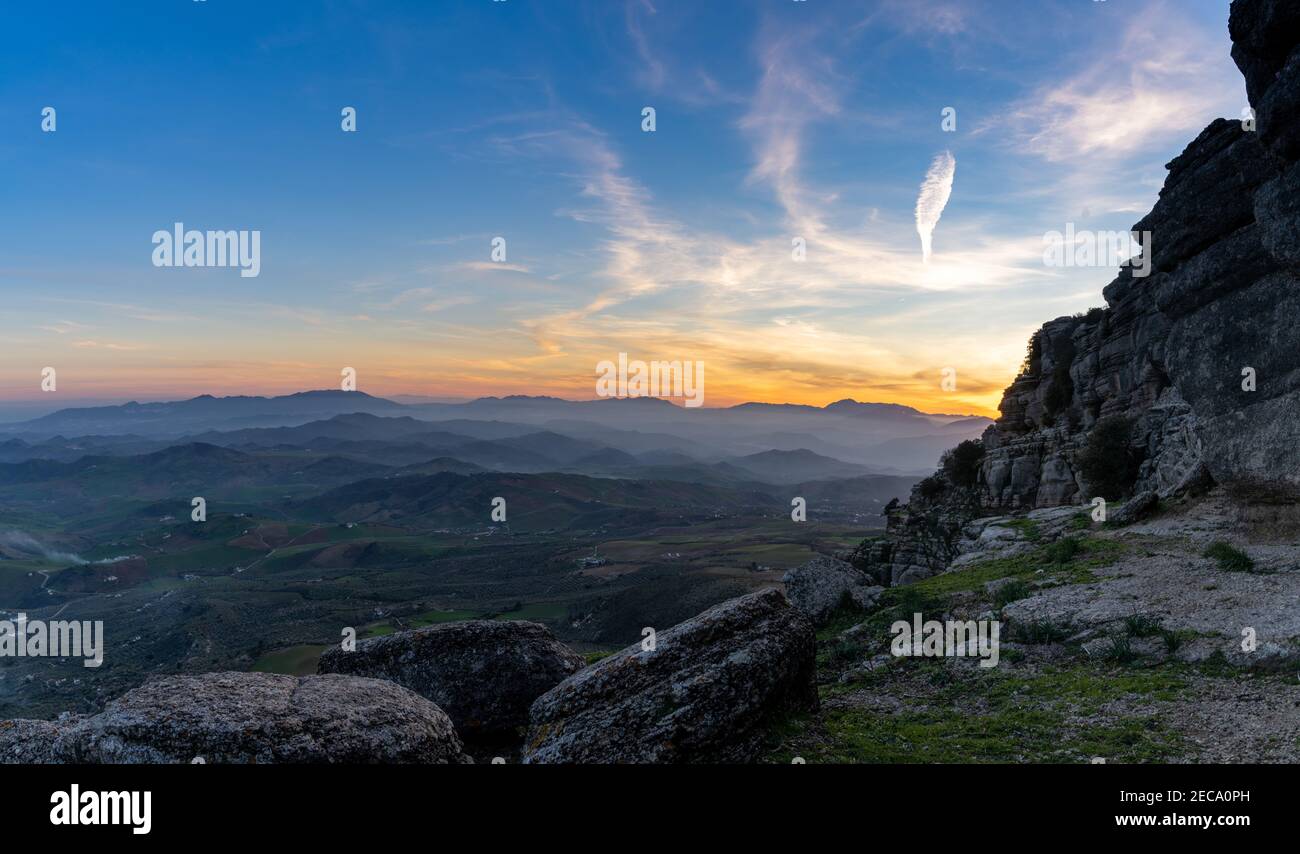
1042;334;1077;423
941;439;985;488
1076;415;1138;500
916;474;946;502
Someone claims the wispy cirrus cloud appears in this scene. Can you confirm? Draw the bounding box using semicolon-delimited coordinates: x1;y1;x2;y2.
625;0;665;90
39;320;90;335
993;1;1244;165
72;340;147;352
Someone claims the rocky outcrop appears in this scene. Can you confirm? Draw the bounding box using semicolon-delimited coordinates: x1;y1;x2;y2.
980;0;1300;509
850;480;985;585
318;620;584;743
2;672;470;764
522;588;816;763
782;555;883;624
856;0;1300;583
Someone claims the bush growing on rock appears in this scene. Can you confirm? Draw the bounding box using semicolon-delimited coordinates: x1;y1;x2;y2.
1043;536;1082;565
941;439;985;488
992;579;1032;609
1076;416;1138;500
916;474;946;503
1042;334;1077;422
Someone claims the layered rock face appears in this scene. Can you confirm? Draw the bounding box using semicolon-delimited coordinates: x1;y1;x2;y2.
854;0;1300;585
986;0;1300;511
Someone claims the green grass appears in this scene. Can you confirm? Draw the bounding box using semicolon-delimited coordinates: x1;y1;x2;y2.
1203;541;1255;573
768;663;1188;763
1008;618;1073;644
812;588;947;671
992;579;1032;609
361;608;481;637
1043;537;1082;565
1100;636;1138;664
1123;614;1164;638
910;536;1121;598
148;544;260;573
488;602;569;622
410;608;481;627
1003;518;1042;542
250;644;327;676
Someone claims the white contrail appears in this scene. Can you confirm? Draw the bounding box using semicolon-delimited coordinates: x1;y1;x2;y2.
914;151;956;264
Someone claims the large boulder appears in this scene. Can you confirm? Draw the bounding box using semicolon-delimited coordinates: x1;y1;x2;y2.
522;588;817;764
318;620;584;742
33;671;469;764
782;555;883;624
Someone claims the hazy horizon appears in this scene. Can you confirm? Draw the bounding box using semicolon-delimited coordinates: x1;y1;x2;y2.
0;388;992;426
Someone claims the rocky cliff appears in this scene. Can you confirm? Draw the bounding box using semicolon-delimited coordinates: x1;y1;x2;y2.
855;0;1300;585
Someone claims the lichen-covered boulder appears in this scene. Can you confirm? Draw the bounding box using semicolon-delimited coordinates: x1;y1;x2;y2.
0;716;82;763
46;671;469;764
782;555;883;624
523;588;817;764
318;620;584;742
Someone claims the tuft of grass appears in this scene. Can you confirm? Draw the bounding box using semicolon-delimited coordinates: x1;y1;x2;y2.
1203;541;1254;573
878;585;946;622
1123;613;1164;638
1160;629;1183;655
993;579;1033;609
814;586;946;671
819;637;868;671
1009;618;1073;644
1044;537;1083;565
1004;518;1042;542
1100;635;1139;664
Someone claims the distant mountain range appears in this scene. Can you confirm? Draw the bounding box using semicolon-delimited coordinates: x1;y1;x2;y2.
0;391;991;476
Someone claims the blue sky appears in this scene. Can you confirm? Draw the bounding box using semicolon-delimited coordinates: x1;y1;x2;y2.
0;0;1246;414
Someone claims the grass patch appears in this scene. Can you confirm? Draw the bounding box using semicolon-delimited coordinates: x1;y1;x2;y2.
814;587;946;672
768;663;1187;763
1123;614;1164;638
250;644;327;676
1008;618;1073;644
912;536;1122;598
992;579;1032;609
1043;537;1082;565
1099;636;1139;664
1004;518;1042;542
1203;541;1254;573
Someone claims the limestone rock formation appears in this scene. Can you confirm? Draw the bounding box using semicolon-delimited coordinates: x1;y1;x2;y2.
855;0;1300;583
522;588;817;763
782;555;883;624
318;620;584;743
